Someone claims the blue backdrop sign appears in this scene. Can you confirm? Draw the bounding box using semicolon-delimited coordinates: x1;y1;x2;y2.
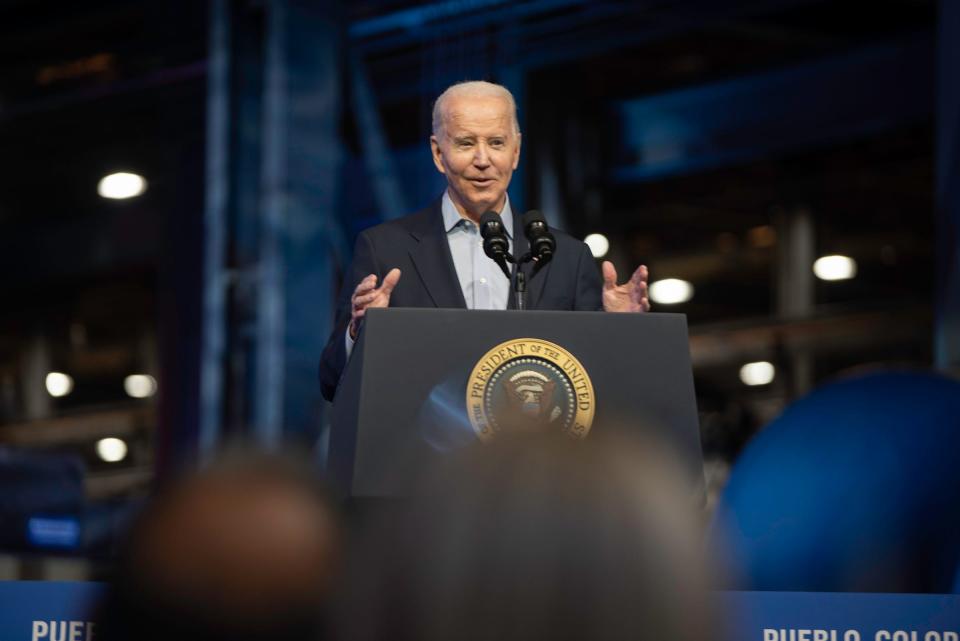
0;582;957;641
0;582;104;641
720;592;960;641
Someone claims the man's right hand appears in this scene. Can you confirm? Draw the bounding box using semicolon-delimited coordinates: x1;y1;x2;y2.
349;268;401;339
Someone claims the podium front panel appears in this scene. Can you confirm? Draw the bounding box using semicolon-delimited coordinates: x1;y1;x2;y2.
330;308;702;498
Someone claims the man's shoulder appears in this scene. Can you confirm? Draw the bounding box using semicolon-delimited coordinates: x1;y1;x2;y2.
509;211;585;246
547;224;590;255
550;225;581;243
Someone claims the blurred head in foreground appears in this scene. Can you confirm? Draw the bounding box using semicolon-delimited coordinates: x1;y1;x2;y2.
95;451;341;641
709;370;960;592
338;430;712;641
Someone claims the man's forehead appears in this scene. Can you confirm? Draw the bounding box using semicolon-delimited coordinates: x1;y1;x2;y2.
443;96;514;130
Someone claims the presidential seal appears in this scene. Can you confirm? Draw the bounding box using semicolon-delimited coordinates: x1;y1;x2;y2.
466;338;595;441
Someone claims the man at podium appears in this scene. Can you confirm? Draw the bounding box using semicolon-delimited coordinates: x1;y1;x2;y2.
320;81;650;401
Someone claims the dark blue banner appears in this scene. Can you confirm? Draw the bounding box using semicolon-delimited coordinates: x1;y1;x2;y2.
0;582;957;641
720;592;960;641
0;582;104;641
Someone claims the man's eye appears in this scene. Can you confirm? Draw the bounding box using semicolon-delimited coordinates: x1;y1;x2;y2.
490;139;504;147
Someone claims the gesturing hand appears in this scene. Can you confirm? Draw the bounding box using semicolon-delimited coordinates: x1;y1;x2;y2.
601;262;650;313
350;268;401;339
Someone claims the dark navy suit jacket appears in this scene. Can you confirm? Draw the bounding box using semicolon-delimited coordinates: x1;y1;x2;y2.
319;199;603;401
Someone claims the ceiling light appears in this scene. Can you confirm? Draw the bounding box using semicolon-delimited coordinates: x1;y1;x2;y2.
740;361;775;386
584;233;610;258
45;372;74;397
96;437;128;463
98;172;147;199
649;278;693;304
813;255;856;281
124;374;157;399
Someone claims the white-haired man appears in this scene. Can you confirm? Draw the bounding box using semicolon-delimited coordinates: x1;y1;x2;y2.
320;81;648;401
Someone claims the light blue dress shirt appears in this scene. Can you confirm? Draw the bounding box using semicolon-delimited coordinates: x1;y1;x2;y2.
440;190;514;310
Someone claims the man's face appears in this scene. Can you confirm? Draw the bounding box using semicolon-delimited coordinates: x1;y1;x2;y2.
431;94;521;220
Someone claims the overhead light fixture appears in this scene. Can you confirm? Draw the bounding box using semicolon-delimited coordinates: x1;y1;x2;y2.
124;374;157;399
584;233;610;258
649;278;694;305
45;372;74;397
740;361;775;386
98;172;147;199
813;255;856;281
96;437;128;463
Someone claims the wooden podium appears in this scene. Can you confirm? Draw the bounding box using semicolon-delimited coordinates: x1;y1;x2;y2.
329;308;703;498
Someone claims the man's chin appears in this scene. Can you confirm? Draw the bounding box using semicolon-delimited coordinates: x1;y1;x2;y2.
465;193;505;214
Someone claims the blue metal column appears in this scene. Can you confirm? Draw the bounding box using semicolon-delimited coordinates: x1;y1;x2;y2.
936;0;960;370
199;0;344;458
257;0;289;446
199;0;231;461
271;0;344;449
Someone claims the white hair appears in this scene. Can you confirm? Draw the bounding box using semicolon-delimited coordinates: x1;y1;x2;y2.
431;81;520;139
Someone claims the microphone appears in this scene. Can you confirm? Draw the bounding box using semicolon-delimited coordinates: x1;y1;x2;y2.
479;210;512;279
521;210;556;268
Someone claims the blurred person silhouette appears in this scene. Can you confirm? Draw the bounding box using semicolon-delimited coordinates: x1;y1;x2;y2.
336;430;714;641
93;450;341;641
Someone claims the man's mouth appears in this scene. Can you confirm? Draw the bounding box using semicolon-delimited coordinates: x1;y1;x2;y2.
470;177;494;185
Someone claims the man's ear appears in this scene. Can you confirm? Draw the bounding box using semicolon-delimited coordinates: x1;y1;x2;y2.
430;135;446;175
512;133;522;170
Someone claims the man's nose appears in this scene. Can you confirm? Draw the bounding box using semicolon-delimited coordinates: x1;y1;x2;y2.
472;143;491;167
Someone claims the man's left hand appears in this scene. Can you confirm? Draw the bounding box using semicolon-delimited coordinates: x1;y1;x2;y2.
602;261;650;313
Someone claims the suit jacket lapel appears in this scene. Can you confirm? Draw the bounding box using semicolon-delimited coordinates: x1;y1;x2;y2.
408;200;468;308
507;209;552;310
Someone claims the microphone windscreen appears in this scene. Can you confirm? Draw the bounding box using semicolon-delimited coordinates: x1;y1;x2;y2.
521;209;547;231
479;210;502;235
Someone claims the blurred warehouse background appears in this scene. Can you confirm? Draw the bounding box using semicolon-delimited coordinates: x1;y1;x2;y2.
0;0;956;578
